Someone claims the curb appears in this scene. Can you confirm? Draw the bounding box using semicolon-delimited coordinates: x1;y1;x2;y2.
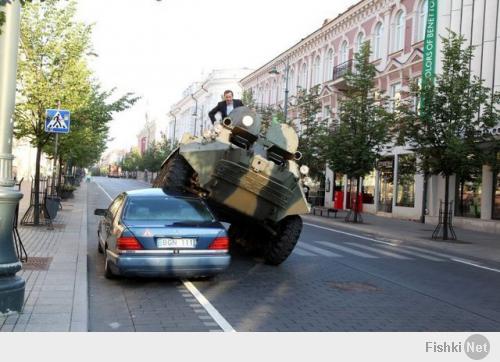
70;182;88;331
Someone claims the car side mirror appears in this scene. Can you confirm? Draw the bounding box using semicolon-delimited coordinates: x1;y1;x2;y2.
94;208;107;216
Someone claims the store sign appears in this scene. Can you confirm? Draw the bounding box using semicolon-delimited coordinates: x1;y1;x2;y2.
423;0;438;80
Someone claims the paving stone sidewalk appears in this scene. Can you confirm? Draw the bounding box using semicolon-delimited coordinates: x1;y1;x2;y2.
0;181;88;332
303;211;500;266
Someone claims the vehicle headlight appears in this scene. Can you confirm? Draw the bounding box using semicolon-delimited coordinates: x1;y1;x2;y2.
299;165;309;176
213;124;223;134
242;115;254;127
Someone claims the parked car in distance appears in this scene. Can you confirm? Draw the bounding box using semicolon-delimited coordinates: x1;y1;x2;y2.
94;188;230;279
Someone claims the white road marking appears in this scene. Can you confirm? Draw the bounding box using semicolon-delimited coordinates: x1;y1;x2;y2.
297;242;342;257
182;280;236;332
96;181;113;201
451;259;500;273
345;242;411;260
314;241;378;258
375;244;444;262
304;222;500;272
293;246;316;256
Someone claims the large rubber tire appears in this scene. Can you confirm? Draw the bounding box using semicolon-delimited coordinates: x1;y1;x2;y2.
262;215;303;265
155;153;193;191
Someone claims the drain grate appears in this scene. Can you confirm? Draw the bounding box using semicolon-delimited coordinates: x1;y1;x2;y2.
22;257;53;270
328;281;380;292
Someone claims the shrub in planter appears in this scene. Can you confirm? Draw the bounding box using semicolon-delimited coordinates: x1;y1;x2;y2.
59;184;77;199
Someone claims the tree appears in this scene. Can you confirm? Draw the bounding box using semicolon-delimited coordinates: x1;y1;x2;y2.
14;0;94;224
397;31;500;239
321;41;393;222
294;85;327;180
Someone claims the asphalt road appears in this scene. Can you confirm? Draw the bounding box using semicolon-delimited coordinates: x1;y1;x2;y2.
87;176;500;332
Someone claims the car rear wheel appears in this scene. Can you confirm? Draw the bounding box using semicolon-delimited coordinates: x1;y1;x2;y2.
262;215;302;265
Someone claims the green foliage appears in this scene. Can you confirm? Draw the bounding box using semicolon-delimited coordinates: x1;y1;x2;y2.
294;85;327;179
397;30;500;179
121;134;178;172
322;42;393;182
241;89;256;110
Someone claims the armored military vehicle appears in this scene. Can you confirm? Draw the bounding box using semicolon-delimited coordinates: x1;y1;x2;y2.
153;106;310;265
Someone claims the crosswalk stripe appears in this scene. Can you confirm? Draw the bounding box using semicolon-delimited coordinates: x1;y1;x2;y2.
394;244;454;259
293;246;316;256
314;241;378;258
297;242;342;257
345;242;411;259
376;244;444;261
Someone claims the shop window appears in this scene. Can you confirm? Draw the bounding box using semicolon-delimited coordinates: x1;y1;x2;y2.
455;169;482;218
396;154;416;207
377;157;394;213
494;171;500;219
362;170;375;204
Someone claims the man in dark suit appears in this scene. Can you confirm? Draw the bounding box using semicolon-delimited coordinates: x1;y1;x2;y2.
208;90;244;124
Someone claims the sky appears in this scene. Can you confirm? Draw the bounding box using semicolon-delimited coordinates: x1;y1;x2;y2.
75;0;358;152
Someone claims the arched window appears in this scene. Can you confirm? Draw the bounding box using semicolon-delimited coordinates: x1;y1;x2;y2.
340;41;348;63
289;68;295;95
326;49;334;81
271;79;277;104
374;22;383;59
264;84;270;105
301;62;308;89
313;55;321;85
355;32;365;53
418;0;428;41
393;10;405;51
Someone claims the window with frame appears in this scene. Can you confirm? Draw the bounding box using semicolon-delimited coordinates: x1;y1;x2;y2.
393;10;405;51
493;167;500;219
362;170;376;204
355;32;365;53
374;22;383;59
301;63;308;89
455;167;482;218
395;154;416;207
417;0;428;42
389;82;401;112
313;55;321;85
340;41;348;63
326;49;334;81
289;69;295;95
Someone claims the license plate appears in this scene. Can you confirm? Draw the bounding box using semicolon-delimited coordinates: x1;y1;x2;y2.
156;238;197;249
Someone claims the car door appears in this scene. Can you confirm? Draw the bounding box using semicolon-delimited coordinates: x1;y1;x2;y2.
103;193;126;248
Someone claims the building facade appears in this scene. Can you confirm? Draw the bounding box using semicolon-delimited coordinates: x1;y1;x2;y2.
168;68;252;142
240;0;500;234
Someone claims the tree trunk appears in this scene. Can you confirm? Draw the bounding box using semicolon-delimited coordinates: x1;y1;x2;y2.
58;155;63;194
354;176;361;223
443;174;450;240
33;144;42;225
420;173;428;223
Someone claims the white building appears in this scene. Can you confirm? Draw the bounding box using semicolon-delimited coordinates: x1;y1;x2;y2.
168;68;253;142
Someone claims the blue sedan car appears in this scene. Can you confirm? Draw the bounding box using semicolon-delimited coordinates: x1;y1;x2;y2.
94;188;230;279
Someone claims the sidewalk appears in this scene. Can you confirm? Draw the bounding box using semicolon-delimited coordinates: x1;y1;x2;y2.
0;181;88;332
303;210;500;266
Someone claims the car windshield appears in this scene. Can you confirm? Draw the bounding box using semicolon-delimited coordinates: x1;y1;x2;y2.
122;196;215;222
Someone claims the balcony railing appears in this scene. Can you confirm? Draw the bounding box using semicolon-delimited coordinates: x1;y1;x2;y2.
332;59;353;81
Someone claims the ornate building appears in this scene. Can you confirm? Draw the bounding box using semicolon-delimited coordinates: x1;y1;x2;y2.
241;0;500;233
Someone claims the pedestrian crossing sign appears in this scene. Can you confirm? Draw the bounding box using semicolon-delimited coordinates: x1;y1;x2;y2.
45;109;71;133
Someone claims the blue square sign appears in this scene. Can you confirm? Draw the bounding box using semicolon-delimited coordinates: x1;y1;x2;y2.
45;109;71;134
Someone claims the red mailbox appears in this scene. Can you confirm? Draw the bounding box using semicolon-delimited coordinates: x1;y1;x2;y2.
333;191;344;209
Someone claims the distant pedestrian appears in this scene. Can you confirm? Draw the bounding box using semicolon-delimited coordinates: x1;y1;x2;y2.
208;90;244;124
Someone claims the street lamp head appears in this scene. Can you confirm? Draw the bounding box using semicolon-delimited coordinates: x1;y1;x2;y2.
268;67;280;75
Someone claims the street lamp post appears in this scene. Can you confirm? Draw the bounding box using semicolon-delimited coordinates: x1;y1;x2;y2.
0;0;25;313
269;57;290;122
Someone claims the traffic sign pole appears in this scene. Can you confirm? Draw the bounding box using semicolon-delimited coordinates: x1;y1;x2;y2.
51;101;61;196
